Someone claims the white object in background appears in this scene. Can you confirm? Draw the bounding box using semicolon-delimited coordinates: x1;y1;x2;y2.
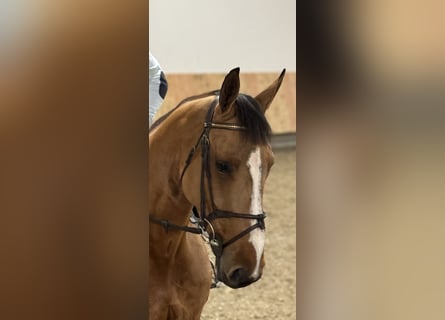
149;52;168;127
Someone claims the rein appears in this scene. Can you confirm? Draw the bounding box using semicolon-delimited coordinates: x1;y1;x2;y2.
149;96;267;285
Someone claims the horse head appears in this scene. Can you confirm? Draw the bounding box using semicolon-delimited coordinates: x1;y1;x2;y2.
181;67;285;288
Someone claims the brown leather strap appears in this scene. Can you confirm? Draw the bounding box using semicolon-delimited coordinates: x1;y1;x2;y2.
149;215;202;234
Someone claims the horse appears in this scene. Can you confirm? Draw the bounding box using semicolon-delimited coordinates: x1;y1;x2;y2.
148;67;285;319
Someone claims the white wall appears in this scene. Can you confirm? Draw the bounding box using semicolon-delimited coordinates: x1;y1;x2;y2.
149;0;295;73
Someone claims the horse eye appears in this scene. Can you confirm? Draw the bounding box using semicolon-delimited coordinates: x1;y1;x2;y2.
216;161;232;173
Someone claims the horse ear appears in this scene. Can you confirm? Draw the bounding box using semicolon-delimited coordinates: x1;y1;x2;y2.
219;67;240;113
255;69;286;113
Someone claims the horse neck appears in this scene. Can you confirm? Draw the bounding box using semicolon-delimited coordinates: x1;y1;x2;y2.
148;98;210;255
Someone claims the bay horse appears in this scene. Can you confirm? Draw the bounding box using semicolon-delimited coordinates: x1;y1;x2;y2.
148;67;285;319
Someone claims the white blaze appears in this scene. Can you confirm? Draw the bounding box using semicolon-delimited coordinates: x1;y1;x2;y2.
247;146;265;279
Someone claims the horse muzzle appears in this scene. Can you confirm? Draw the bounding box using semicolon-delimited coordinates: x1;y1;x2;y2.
219;266;262;289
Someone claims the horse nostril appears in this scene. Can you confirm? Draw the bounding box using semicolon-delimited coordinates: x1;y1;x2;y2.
229;268;249;285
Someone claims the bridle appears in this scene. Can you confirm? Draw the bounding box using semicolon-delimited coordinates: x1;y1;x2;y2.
149;96;266;282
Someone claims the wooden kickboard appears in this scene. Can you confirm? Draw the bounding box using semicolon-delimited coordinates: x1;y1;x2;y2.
154;72;296;134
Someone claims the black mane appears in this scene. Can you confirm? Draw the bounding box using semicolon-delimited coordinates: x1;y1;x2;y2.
234;94;271;145
150;91;272;145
